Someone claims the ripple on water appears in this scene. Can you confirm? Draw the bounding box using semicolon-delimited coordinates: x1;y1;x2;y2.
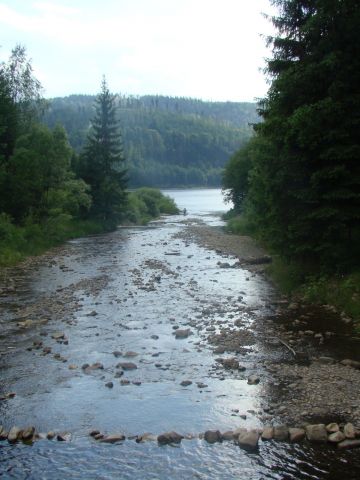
1;438;360;480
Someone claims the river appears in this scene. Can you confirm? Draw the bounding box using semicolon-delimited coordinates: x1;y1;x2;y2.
0;189;359;479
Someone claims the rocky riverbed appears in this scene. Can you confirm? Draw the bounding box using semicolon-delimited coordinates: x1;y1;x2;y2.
1;198;360;479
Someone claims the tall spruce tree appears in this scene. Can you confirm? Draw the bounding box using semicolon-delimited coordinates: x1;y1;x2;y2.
244;0;360;270
79;77;127;222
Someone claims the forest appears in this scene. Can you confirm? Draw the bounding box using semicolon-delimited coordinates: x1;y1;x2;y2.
0;49;178;265
44;95;257;187
222;0;360;319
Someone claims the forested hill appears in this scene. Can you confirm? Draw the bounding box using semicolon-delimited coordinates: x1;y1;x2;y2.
43;95;257;187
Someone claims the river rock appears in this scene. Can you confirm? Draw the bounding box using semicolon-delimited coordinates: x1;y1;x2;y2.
344;423;356;439
0;428;8;440
157;431;183;445
47;431;56;440
232;427;247;439
197;382;208;389
221;431;235;441
180;380;192;387
328;431;346;443
51;332;65;340
274;426;289;442
117;362;137;370
136;432;157;443
90;430;100;437
105;381;114;388
175;329;191;339
326;422;339;433
306;424;328;442
247;375;260;385
340;359;360;369
100;434;125;443
21;426;35;441
289;428;305;443
237;430;260;450
318;356;335;364
124;351;138;357
113;351;122;358
8;426;22;443
57;432;72;442
221;358;240;370
261;427;274;441
204;430;222;444
337;439;360;449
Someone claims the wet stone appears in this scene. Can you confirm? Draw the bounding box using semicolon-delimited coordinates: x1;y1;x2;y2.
180;380;192;387
247;375;260;385
21;426;35;441
344;423;356;439
117;362;137;370
157;431;183;445
237;430;260;451
326;423;339;433
47;431;55;440
100;434;125;444
105;382;114;388
306;424;328;442
261;427;274;441
328;431;346;443
175;329;191;339
289;428;305;443
204;430;222;444
273;426;289;442
8;426;21;443
337;439;360;450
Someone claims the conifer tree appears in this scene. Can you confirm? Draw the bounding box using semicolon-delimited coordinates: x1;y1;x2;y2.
240;0;360;270
79;77;127;222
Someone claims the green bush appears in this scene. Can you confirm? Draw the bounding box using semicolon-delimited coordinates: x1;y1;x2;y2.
125;188;179;224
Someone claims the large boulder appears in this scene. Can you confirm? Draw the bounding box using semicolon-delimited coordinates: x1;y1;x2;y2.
261;427;274;441
21;426;35;441
237;430;260;451
8;426;22;443
204;430;222;444
273;425;289;442
157;431;183;445
117;362;137;371
305;424;328;442
337;439;360;450
289;428;305;443
328;431;346;443
174;329;191;339
344;423;356;439
100;434;125;443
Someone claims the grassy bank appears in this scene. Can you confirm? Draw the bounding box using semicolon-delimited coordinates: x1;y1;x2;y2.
223;214;360;326
0;188;179;267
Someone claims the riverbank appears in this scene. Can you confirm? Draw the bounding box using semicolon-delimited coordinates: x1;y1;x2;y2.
178;219;360;427
222;215;360;329
0;188;179;268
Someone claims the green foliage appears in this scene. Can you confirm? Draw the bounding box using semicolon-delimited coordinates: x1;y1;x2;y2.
77;77;127;221
44;95;256;188
223;215;256;236
224;0;360;273
0;212;106;266
125;188;179;225
222;136;261;212
300;273;360;322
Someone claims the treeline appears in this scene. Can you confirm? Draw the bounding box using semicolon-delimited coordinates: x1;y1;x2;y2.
223;0;360;313
0;47;178;265
44;95;257;187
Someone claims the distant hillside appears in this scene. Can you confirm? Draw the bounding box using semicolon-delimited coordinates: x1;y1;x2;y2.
43;94;258;187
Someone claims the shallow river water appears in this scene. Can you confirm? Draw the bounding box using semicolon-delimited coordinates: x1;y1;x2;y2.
0;189;359;479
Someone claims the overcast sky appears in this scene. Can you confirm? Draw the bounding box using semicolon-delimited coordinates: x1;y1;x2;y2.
0;0;276;101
